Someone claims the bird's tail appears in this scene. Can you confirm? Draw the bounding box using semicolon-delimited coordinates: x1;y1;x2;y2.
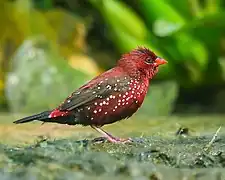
13;111;51;124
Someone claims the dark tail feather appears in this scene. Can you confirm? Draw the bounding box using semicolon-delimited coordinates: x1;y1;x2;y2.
13;111;51;124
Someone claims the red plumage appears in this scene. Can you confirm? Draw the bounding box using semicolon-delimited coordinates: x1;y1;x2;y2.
13;47;167;143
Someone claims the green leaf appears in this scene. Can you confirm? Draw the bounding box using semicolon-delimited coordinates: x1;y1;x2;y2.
204;0;222;15
174;12;225;51
165;0;194;19
139;0;186;28
33;0;54;10
171;12;225;84
89;0;148;40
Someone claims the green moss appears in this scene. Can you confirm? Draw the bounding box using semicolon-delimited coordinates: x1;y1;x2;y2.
0;115;225;179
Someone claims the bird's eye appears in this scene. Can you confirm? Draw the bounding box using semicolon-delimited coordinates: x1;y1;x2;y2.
145;57;153;64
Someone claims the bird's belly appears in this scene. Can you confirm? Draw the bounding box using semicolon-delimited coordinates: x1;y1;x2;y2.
90;101;139;126
88;93;146;126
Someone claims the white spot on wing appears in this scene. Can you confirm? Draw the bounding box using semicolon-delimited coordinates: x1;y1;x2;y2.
106;85;112;89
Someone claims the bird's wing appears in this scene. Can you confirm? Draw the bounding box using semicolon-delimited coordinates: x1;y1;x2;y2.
58;75;130;111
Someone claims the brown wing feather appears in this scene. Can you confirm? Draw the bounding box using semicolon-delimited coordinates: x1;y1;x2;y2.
58;74;130;112
59;86;109;111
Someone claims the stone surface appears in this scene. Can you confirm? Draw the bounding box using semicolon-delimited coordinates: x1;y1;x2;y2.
5;36;91;113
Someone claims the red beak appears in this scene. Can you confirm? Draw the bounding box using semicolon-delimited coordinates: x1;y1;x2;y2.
154;57;168;66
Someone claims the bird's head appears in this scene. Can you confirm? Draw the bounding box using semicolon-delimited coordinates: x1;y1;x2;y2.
118;47;168;79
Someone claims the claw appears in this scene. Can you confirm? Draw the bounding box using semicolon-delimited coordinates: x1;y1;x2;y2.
92;137;108;143
91;125;134;144
92;136;133;144
107;137;133;144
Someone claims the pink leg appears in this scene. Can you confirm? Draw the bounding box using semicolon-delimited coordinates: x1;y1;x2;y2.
91;125;132;144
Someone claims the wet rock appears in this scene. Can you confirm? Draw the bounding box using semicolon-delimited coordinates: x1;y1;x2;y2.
5;36;91;113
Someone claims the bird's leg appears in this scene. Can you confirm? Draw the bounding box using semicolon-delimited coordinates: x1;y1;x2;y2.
91;125;132;143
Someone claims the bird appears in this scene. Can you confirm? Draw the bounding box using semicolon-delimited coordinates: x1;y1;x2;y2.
13;47;167;143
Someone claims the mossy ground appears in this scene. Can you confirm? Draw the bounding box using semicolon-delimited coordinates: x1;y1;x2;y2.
0;114;225;180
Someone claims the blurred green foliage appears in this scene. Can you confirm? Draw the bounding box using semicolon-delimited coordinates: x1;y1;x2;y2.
89;0;225;87
88;0;225;114
0;0;225;113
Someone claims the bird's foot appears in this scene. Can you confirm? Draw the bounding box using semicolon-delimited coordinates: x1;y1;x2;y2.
107;136;133;144
91;125;134;144
92;136;133;144
107;137;146;144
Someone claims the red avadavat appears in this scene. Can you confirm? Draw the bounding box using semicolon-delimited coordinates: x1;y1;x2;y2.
13;47;167;143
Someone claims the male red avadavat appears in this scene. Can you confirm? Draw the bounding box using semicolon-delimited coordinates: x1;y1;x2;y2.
13;47;167;143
